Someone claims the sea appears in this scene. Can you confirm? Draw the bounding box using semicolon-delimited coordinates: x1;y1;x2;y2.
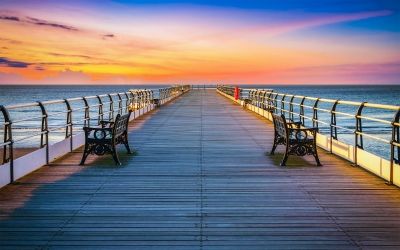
0;84;399;160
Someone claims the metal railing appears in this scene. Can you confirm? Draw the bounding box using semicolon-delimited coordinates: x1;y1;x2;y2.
218;85;400;184
217;86;237;98
0;85;190;183
191;84;217;90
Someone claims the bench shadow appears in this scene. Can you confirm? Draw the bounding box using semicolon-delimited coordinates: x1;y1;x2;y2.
266;152;321;168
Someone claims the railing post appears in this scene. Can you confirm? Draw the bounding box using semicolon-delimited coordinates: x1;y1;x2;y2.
117;93;123;115
267;91;274;114
0;105;14;183
138;91;143;115
129;91;136;119
299;97;306;125
96;95;103;125
354;102;366;166
259;91;264;109
64;99;73;152
330;100;339;153
281;94;286;116
262;92;267;110
124;92;130;114
257;90;262;108
389;109;400;185
82;97;90;127
107;94;114;121
312;98;320;129
273;94;279;114
143;91;147;113
289;96;295;122
37;102;49;165
146;90;150;112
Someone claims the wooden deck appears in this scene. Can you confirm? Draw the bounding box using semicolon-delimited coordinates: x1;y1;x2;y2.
1;89;400;249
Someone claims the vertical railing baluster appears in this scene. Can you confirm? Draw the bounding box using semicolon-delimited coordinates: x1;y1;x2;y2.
259;91;263;108
146;90;150;112
139;91;143;115
151;90;154;108
64;99;73;152
262;92;267;110
273;94;278;114
330;100;339;153
389;109;400;185
354;102;366;166
38;102;49;164
281;94;286;116
124;92;130;114
267;91;274;113
129;91;136;119
313;98;320;129
117;94;123;115
299;97;306;126
289;96;295;122
96;95;103;125
82;97;90;127
0;105;14;183
107;94;114;121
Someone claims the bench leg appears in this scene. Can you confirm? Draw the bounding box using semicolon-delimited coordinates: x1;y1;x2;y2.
313;147;322;166
280;145;290;166
270;143;278;155
124;142;132;154
280;151;289;166
270;134;279;155
311;139;322;166
111;146;122;166
79;145;90;165
123;133;132;154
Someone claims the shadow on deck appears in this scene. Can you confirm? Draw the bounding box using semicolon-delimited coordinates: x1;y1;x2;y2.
0;90;400;249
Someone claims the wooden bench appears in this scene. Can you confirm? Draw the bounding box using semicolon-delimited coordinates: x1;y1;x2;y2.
270;113;321;166
80;113;132;166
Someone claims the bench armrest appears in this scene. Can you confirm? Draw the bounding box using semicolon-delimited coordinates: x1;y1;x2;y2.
289;127;318;132
288;127;319;139
287;121;302;128
99;120;114;128
83;127;113;140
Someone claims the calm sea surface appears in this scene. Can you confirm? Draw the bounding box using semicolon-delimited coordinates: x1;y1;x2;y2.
0;84;399;160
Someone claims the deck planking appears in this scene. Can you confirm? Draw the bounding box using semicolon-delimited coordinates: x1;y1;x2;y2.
0;89;400;249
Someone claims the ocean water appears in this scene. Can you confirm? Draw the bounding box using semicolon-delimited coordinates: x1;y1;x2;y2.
0;84;399;160
0;85;166;106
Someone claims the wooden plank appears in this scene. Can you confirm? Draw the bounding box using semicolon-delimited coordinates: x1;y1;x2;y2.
0;89;399;249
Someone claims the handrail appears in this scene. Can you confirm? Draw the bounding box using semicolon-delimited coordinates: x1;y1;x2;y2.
0;85;190;184
217;85;400;185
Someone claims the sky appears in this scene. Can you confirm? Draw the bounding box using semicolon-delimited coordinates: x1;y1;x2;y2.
0;0;399;85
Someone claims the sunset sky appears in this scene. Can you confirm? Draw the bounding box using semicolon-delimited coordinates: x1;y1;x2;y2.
0;0;399;84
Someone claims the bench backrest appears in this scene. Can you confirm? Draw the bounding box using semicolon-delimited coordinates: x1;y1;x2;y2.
271;113;288;139
113;113;131;138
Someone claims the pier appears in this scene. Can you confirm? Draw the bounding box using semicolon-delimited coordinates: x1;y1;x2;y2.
1;88;400;249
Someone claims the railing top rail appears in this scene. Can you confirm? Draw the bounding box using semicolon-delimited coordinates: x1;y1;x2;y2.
240;87;400;110
2;89;164;110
